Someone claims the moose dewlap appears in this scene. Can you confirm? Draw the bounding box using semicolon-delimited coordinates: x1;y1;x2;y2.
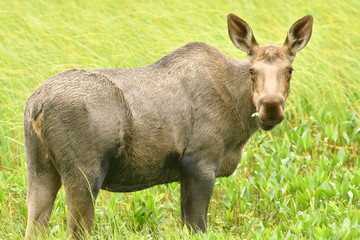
24;13;313;239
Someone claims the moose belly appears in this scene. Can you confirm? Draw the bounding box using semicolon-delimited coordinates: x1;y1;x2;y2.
100;151;181;193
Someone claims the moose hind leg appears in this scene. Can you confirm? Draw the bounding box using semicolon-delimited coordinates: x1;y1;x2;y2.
63;164;107;239
180;155;216;232
65;186;95;239
25;162;61;239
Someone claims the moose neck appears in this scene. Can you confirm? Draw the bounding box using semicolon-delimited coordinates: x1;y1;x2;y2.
223;57;259;133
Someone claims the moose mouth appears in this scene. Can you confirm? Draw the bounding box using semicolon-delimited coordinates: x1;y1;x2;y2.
252;112;277;131
257;117;276;131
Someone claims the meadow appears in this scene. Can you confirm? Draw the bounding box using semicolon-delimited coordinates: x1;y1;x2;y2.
0;0;359;239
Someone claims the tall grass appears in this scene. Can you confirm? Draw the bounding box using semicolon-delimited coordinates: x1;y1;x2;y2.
0;0;359;239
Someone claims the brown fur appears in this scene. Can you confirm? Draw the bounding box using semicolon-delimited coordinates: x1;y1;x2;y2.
24;14;313;239
253;44;288;63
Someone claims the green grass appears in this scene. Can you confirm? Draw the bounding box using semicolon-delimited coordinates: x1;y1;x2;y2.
0;0;359;239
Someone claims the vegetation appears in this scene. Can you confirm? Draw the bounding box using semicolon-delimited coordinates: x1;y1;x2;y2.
0;0;359;239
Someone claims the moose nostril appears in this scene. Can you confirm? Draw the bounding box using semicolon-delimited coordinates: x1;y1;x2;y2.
258;107;284;125
264;101;280;112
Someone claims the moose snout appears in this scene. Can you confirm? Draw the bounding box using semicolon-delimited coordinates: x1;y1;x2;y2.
257;94;285;125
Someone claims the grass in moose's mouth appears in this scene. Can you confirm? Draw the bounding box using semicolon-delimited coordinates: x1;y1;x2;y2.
0;0;359;239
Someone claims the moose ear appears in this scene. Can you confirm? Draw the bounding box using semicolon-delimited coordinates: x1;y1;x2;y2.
284;15;313;55
227;13;258;56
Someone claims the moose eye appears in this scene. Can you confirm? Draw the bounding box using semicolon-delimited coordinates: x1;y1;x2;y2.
289;68;294;75
249;69;254;75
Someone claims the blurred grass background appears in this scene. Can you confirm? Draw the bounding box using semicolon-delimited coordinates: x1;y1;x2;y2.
0;0;359;239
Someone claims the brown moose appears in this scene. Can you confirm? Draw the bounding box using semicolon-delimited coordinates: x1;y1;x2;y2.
24;13;313;238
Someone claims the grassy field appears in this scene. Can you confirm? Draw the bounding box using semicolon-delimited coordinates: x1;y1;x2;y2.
0;0;359;239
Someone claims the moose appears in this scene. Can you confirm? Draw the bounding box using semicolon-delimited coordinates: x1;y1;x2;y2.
24;13;313;238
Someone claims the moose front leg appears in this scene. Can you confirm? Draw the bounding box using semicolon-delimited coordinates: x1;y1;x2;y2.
180;155;216;232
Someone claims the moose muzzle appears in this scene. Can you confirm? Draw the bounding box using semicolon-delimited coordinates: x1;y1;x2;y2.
257;94;285;130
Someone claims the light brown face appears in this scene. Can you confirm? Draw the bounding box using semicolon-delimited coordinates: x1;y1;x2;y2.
227;13;313;131
249;45;293;130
